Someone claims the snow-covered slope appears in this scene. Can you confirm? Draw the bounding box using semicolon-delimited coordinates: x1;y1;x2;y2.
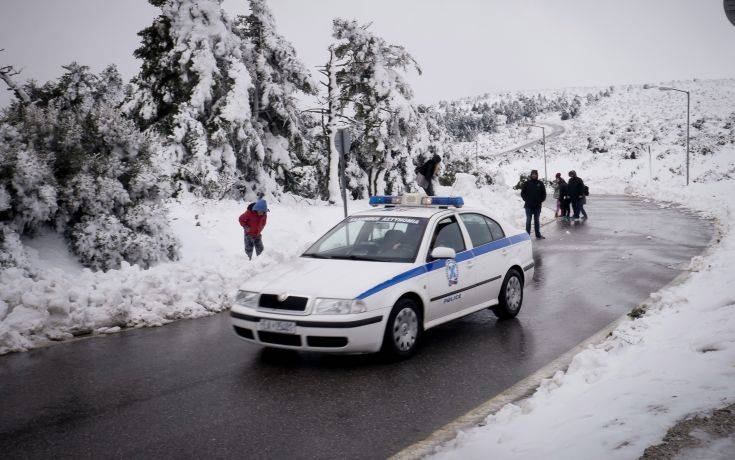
432;79;735;459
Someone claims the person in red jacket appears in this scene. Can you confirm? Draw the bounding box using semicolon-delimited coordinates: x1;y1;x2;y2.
238;199;268;260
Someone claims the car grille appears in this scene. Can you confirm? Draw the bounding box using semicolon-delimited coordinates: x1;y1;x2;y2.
258;294;308;312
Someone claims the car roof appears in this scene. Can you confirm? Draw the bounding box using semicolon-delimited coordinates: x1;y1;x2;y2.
351;205;502;219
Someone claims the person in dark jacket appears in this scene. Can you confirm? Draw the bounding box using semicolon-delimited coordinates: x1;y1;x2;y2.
238;199;268;260
559;179;571;221
552;172;566;218
521;169;546;239
415;154;441;196
567;170;588;220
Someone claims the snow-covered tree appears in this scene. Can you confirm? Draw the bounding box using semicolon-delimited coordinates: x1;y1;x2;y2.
125;0;262;198
233;0;318;195
0;63;179;270
332;18;422;197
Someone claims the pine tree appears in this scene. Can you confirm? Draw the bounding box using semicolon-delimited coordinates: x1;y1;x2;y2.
124;0;262;198
233;0;317;195
331;19;422;196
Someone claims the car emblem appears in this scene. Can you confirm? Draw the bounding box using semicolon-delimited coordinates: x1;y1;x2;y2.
445;259;459;286
278;293;289;302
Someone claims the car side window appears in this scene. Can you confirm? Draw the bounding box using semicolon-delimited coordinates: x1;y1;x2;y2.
484;217;505;241
459;213;493;247
429;216;466;258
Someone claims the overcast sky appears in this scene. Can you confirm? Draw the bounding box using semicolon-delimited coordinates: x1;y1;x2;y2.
1;0;735;108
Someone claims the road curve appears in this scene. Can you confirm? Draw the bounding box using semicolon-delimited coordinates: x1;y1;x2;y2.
490;121;566;163
0;196;712;459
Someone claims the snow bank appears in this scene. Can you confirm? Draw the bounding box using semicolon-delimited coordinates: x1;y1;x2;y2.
0;195;348;354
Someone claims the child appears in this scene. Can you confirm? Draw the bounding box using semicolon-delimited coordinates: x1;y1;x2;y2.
238;199;268;260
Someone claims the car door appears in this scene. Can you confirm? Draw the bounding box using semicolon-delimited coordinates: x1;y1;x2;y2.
483;216;510;299
459;213;507;305
424;215;475;323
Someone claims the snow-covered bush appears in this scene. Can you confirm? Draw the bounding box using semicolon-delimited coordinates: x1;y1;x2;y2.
0;63;180;270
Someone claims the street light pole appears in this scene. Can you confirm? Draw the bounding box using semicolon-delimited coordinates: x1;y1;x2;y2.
541;127;547;183
658;86;691;185
521;123;548;183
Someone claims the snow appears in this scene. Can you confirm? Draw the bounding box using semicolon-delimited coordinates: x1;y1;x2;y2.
432;80;735;459
673;432;735;460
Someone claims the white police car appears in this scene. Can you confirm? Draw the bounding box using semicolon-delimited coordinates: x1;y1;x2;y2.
231;194;534;359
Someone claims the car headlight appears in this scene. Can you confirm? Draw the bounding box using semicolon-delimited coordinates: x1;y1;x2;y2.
235;290;260;308
313;298;367;315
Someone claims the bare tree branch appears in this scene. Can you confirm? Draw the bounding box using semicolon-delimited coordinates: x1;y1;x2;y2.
0;49;31;104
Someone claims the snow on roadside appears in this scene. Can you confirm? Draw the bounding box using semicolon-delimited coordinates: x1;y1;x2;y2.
432;82;735;459
0;194;348;354
0;186;532;355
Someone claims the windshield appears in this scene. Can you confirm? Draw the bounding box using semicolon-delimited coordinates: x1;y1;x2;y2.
303;215;429;263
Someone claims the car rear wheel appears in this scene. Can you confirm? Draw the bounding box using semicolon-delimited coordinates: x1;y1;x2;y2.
381;298;421;359
492;268;524;320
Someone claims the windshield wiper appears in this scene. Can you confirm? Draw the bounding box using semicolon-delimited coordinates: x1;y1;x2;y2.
302;253;333;259
330;254;385;262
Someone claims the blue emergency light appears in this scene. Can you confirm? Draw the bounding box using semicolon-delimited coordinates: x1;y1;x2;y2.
369;195;464;208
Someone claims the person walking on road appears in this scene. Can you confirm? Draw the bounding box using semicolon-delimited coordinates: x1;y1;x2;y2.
415;154;441;196
239;199;269;260
552;172;566;218
558;174;572;221
521;169;546;239
567;171;588;221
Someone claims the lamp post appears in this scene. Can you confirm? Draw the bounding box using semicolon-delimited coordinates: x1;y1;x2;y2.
658;86;690;185
521;123;547;183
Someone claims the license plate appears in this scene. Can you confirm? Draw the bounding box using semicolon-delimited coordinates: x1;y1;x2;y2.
259;319;297;334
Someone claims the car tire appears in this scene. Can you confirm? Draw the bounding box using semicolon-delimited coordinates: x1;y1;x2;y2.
381;298;422;360
492;268;524;320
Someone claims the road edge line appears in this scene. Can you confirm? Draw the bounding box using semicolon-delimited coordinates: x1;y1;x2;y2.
390;215;721;460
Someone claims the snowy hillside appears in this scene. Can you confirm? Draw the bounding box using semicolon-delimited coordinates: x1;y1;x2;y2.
431;79;735;459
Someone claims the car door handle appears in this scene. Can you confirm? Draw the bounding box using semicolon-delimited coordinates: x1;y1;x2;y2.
501;249;508;256
466;260;475;268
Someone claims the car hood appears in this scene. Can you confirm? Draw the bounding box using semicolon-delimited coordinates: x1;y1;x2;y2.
241;256;415;299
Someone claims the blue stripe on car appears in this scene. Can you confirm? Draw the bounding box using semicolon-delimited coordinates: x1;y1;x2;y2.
355;232;531;300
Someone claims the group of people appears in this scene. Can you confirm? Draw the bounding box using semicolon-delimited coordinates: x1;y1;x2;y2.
552;171;589;222
521;169;589;240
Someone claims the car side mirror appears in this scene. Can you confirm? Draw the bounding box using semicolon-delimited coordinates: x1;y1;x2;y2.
430;247;456;260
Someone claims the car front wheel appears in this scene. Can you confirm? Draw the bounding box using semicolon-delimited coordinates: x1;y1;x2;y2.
381;298;421;359
492;268;524;320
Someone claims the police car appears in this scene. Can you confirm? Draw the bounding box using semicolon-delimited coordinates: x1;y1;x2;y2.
231;194;534;359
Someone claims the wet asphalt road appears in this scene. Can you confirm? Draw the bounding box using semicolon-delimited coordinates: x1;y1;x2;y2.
0;196;713;459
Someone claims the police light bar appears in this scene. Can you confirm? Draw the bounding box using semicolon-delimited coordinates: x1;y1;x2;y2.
369;195;464;208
